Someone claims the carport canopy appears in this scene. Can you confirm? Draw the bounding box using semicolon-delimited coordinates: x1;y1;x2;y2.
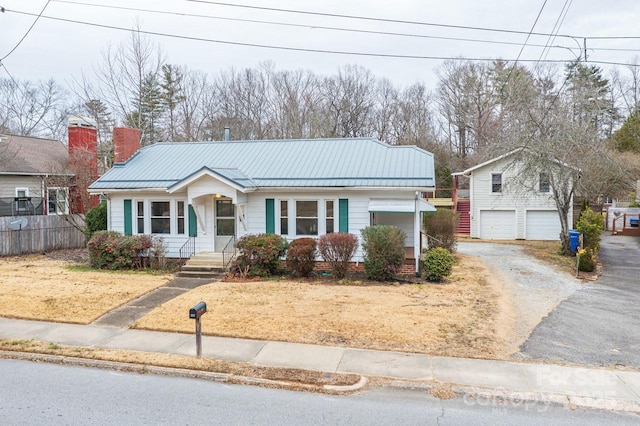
368;198;436;213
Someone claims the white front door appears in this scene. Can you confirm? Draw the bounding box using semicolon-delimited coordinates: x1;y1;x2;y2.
214;198;235;252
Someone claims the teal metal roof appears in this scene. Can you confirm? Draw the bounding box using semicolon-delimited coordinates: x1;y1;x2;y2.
89;138;435;191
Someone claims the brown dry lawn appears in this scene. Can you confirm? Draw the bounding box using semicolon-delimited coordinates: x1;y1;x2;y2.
0;240;577;359
0;254;171;324
134;253;511;359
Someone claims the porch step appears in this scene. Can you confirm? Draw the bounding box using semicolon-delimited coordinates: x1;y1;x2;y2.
178;251;234;278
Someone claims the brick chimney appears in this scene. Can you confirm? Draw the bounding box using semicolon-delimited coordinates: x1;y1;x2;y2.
113;127;141;163
67;116;98;214
68;116;98;179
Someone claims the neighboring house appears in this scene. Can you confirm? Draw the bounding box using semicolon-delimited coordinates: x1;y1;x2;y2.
455;149;573;240
88;137;437;272
0;134;71;217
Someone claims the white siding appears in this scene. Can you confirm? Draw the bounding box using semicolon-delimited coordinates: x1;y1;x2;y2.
107;192;192;257
469;156;570;240
107;188;423;261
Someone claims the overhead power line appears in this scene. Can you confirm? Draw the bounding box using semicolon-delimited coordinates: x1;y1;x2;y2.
2;8;639;68
49;0;584;53
1;0;50;61
186;0;585;41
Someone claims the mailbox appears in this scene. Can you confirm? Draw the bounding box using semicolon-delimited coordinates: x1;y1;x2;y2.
189;301;207;319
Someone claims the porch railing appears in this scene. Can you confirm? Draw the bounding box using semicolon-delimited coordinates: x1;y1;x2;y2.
179;236;195;262
222;236;237;269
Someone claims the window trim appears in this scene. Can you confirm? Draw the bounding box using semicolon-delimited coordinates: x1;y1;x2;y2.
135;200;146;234
47;187;69;215
15;187;30;213
150;200;172;235
176;200;185;235
325;199;335;234
539;173;551;193
295;199;319;236
279;199;289;236
491;173;503;194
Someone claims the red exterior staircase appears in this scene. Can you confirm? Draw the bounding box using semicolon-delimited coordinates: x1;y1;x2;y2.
456;199;471;235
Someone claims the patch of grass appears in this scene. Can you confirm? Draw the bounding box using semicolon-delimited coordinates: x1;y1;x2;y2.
0;339;361;390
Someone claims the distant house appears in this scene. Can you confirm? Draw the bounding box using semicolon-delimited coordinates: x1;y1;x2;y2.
455;149;573;240
88;137;437;272
0;134;71;217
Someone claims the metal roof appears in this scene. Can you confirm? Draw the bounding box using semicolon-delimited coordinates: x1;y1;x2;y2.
89;137;435;191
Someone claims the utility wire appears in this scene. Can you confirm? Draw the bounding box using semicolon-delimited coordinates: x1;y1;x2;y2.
186;0;585;41
50;0;583;53
1;0;50;61
2;7;639;67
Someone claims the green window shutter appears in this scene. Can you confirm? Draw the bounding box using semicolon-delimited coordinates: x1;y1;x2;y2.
123;199;132;235
265;198;275;234
188;204;198;237
339;198;349;232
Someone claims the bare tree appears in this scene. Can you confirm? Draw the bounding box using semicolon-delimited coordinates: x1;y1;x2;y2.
0;78;67;138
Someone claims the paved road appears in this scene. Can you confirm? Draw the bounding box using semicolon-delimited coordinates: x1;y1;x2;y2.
520;233;640;368
2;359;637;425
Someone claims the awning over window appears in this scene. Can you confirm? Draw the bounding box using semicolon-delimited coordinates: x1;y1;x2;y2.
368;199;436;213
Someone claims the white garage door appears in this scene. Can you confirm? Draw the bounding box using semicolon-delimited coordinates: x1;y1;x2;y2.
526;210;561;240
479;210;516;239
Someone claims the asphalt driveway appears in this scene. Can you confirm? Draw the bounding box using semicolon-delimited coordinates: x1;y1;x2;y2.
519;233;640;368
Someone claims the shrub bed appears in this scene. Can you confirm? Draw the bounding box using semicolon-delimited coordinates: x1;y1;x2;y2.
361;225;406;281
422;247;455;282
317;233;359;279
231;233;289;277
286;238;317;277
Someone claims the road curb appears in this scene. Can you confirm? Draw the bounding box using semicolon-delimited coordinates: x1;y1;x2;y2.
387;379;640;414
0;350;366;394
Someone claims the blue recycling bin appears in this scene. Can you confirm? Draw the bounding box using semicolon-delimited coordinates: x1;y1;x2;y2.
569;230;580;252
630;218;639;228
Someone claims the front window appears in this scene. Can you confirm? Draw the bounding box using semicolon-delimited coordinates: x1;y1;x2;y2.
296;200;318;235
177;201;185;235
151;201;171;234
47;188;68;214
137;201;145;234
539;173;550;193
491;173;502;193
280;200;288;235
326;200;334;233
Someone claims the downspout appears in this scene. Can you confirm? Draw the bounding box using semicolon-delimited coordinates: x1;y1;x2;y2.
414;191;421;275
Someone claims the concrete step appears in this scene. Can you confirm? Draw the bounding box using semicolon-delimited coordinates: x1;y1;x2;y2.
181;265;225;273
175;270;224;279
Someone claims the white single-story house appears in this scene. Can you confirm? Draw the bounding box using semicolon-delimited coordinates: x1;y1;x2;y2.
88;137;436;272
455;149;573;240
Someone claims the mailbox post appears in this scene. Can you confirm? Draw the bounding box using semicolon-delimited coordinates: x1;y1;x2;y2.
189;301;207;358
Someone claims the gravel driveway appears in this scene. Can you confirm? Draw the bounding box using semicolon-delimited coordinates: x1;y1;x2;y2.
457;241;582;355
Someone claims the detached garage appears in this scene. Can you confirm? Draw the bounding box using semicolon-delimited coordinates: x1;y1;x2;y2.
458;148;574;241
526;210;561;240
479;210;516;239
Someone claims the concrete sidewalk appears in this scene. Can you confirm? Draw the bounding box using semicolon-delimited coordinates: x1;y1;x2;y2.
1;317;640;412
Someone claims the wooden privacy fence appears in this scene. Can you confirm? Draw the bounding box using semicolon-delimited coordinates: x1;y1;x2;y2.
0;215;86;256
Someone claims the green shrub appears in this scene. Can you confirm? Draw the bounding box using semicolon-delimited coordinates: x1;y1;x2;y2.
577;248;596;272
286;238;317;277
84;201;107;242
87;230;152;270
361;225;406;281
422;247;455;282
318;232;359;279
576;207;604;252
231;233;289;277
424;209;458;252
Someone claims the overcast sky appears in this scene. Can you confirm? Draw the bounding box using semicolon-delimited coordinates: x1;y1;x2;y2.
2;0;640;89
